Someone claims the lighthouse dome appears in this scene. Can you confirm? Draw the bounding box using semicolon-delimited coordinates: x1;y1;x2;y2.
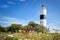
40;5;47;15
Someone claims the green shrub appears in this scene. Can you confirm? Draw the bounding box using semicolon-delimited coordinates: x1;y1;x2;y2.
53;33;60;40
6;36;14;40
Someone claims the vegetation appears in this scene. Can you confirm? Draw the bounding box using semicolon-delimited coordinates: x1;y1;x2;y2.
0;21;60;40
0;21;49;33
0;33;60;40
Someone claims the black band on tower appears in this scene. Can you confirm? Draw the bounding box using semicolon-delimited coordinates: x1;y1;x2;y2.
40;15;46;19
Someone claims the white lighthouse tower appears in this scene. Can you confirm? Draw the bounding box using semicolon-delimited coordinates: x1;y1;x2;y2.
40;2;47;27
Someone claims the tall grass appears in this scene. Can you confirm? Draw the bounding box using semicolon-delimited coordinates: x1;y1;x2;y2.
0;32;60;40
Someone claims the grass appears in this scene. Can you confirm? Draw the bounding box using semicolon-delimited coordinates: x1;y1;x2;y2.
0;32;60;40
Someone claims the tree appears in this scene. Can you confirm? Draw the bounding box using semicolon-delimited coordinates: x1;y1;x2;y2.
27;21;48;33
0;25;6;32
8;24;22;33
0;21;49;33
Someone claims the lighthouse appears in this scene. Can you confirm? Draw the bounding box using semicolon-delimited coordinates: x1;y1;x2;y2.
40;3;47;27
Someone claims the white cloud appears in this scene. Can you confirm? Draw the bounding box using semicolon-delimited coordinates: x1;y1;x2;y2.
47;23;60;33
0;16;40;27
0;16;28;27
0;1;15;8
0;5;10;8
7;1;15;5
19;0;26;1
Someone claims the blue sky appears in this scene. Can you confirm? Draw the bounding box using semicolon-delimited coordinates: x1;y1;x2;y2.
0;0;60;32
